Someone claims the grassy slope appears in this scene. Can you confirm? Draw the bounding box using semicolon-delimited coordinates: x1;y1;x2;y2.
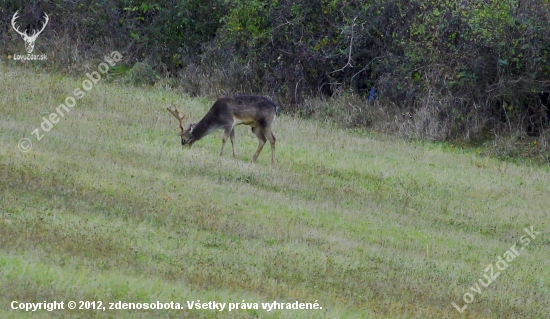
0;63;549;318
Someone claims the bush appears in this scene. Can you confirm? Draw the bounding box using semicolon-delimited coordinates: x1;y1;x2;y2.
2;0;550;149
126;62;158;86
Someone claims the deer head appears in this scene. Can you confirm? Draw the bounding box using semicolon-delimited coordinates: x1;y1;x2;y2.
11;11;49;54
167;106;196;146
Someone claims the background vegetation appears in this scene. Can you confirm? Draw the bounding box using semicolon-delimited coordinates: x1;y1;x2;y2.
2;0;550;158
1;62;550;318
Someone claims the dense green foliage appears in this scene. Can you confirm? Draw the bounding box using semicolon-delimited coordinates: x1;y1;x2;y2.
2;0;550;141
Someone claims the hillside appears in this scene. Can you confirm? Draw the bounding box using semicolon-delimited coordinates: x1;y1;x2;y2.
1;64;549;318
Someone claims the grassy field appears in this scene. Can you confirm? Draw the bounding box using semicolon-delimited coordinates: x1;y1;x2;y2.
1;61;549;318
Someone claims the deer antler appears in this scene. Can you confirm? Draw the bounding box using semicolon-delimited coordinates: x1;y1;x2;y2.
11;11;27;38
166;106;186;132
11;11;49;38
11;11;50;53
31;13;49;38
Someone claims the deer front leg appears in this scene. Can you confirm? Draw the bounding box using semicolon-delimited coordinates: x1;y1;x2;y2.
220;126;233;156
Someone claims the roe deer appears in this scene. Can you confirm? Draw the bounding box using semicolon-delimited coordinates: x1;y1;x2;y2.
167;95;277;164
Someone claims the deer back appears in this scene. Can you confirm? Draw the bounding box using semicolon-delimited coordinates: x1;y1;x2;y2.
209;95;277;126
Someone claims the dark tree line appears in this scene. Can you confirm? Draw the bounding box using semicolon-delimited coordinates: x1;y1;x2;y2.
2;0;550;143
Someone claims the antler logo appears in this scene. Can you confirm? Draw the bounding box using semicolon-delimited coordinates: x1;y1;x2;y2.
11;11;49;54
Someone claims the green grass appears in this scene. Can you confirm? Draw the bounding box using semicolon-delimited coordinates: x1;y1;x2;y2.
1;62;549;318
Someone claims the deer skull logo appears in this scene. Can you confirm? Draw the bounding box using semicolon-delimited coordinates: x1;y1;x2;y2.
11;11;49;54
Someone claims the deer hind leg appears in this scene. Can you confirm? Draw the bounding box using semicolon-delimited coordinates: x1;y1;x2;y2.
251;126;266;163
220;126;233;157
230;128;237;157
262;126;276;165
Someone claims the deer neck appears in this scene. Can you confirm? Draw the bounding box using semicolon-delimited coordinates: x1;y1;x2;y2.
190;116;221;141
